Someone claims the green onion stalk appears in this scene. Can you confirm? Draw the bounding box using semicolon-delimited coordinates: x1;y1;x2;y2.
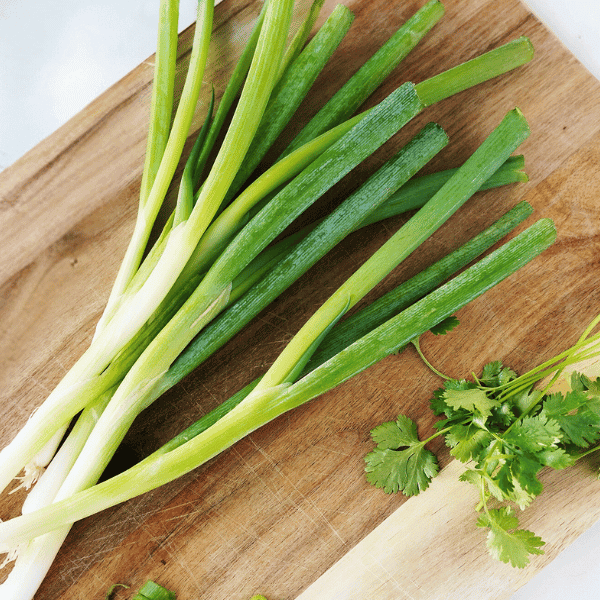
3;0;439;504
0;214;556;549
1;91;440;600
131;200;539;458
0;1;532;499
0;0;295;497
0;108;552;590
0;134;526;600
12;103;524;541
0;0;539;597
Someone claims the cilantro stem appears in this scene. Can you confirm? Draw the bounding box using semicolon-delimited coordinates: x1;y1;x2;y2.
479;475;491;516
496;331;600;406
573;445;600;461
411;338;452;380
422;427;453;445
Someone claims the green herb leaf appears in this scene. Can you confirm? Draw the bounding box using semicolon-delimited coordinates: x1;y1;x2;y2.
536;446;575;469
429;315;459;336
370;414;420;449
512;453;544;496
476;507;544;568
364;446;439;496
480;361;517;387
445;423;492;462
430;379;476;418
444;387;500;419
581;374;600;396
541;391;600;448
504;414;562;454
365;415;438;495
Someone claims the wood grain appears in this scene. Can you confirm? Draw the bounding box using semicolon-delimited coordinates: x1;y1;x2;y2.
1;0;600;598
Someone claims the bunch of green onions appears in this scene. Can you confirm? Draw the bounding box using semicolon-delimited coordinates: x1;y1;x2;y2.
0;0;553;597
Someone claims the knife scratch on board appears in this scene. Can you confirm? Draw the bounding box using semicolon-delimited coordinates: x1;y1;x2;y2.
242;438;350;546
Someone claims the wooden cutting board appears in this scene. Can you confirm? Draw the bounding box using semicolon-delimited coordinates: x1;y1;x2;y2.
1;0;600;598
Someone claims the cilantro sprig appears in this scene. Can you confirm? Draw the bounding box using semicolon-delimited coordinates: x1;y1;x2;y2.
365;318;600;568
364;414;439;496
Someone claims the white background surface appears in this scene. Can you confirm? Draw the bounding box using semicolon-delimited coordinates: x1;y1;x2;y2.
0;0;199;170
1;1;600;598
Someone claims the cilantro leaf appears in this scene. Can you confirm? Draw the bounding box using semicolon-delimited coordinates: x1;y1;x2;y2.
582;374;600;396
480;361;517;387
570;371;597;393
446;423;492;462
444;387;500;420
511;388;543;416
489;400;515;428
511;453;544;496
430;379;479;419
504;414;562;454
476;507;544;568
370;414;420;450
366;346;599;571
459;468;482;486
541;391;600;448
429;315;460;336
494;460;516;496
481;360;503;381
364;446;438;496
430;387;449;417
365;415;438;496
536;446;575;469
506;479;536;510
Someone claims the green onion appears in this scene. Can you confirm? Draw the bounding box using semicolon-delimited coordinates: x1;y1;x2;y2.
140;0;179;207
247;109;529;393
98;0;215;333
277;0;327;80
361;154;527;224
0;0;295;497
132;201;537;457
0;20;534;501
191;0;270;182
225;3;355;201
0;108;534;538
282;0;445;155
173;89;215;226
28;85;428;508
307;200;535;369
0;219;555;546
274;220;555;413
133;580;176;600
416;36;534;106
0;1;544;596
